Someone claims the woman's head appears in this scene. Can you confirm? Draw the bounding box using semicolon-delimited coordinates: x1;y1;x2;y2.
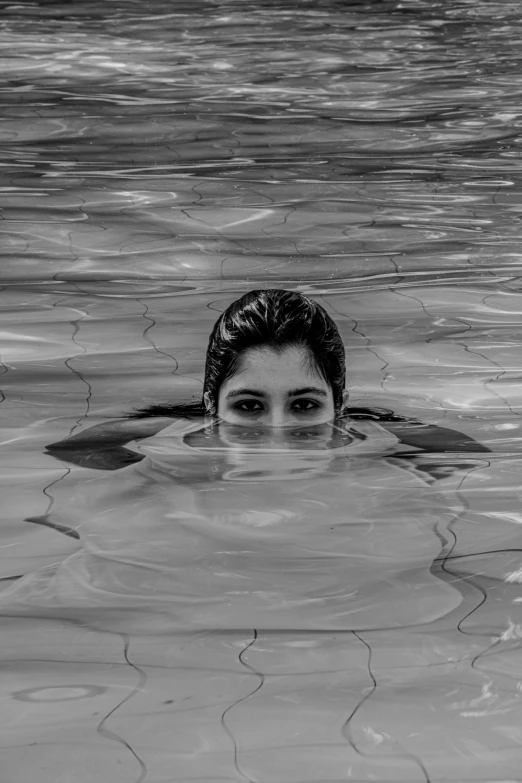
203;289;347;426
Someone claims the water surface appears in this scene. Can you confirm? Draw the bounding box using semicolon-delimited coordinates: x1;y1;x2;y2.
2;1;522;781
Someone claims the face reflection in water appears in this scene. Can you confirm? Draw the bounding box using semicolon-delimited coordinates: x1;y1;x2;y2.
185;416;361;482
191;419;359;451
213;345;346;427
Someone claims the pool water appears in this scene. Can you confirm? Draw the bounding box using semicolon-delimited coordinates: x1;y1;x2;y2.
2;1;522;780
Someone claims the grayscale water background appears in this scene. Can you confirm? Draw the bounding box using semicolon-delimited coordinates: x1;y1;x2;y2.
1;1;522;780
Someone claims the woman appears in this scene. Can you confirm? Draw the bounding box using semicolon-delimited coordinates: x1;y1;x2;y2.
46;288;488;471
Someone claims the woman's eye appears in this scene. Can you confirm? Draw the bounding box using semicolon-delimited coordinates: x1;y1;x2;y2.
233;400;264;413
291;399;321;413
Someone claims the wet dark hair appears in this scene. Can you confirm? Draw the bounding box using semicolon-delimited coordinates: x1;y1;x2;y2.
203;289;345;413
129;289;346;419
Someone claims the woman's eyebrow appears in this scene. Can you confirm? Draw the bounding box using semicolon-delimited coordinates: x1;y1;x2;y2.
287;387;327;397
226;388;265;399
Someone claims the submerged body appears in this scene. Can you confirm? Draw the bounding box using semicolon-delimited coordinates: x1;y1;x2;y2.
4;417;489;633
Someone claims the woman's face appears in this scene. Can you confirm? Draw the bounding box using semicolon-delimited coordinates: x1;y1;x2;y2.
213;345;341;427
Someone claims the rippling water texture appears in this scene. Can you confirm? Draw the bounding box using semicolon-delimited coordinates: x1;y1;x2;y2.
2;1;522;781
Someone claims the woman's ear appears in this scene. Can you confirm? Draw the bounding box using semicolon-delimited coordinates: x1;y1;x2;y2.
341;389;350;409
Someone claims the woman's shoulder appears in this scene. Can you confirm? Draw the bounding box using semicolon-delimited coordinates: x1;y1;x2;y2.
346;406;490;454
46;416;178;450
47;402;207;451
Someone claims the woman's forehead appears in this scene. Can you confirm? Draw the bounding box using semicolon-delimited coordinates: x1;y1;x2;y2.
228;345;327;385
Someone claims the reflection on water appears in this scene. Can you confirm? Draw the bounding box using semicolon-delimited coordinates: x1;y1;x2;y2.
2;0;522;780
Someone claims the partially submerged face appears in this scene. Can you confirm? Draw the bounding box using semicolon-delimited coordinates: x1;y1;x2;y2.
212;345;345;427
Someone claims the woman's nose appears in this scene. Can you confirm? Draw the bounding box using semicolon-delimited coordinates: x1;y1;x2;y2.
265;408;293;430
